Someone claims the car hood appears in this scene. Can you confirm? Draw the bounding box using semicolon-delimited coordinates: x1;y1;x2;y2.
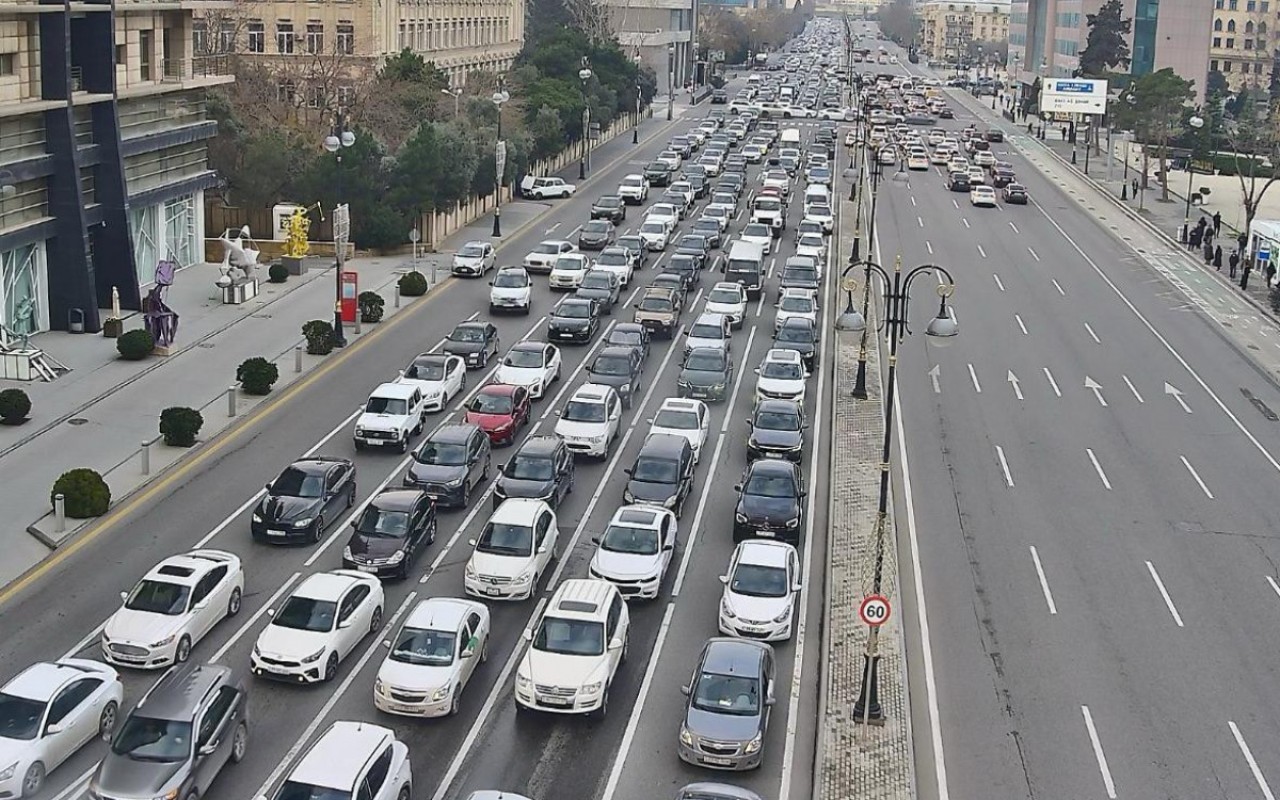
550;315;591;329
681;367;727;386
407;461;467;484
453;255;484;266
256;623;330;659
468;549;533;579
491;286;530;299
587;371;630;389
357;410;411;432
686;336;727;352
626;478;678;504
555;419;609;440
257;494;321;524
576;287;613;301
496;365;544;387
776;340;816;357
348;532;407;560
522;651;609;688
94;753;188;798
739;493;800;522
749;427;804;450
497;476;556;500
466;410;515;431
685;704;763;743
398;377;446;397
705;301;744;316
444;340;484;354
104;607;187;647
377;657;455;692
724;588;791;623
591;547;665;580
580;232;611;242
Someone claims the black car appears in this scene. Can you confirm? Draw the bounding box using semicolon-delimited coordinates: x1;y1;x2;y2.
575;269;621;314
991;167;1016;188
678;347;734;402
547;296;601;343
662;189;692;214
724;155;749;175
341;489;436;579
494;434;575;508
711;88;728;104
733;458;805;545
747;399;806;462
948;171;971;192
659;259;698;294
774;317;819;369
1003;183;1029;204
985;129;1004;142
644;161;674;187
252;457;356;543
590;195;627;224
403;423;492;508
715;179;743;200
939;107;955;119
623;433;696;517
690;219;723;249
779;263;820;293
578;219;616;251
586;346;644;408
685;173;710;199
675;235;711;270
444;321;500;369
605;322;651;362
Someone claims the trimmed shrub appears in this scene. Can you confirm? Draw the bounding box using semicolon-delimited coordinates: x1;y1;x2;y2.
302;319;335;355
116;329;155;360
51;468;111;519
398;271;429;297
268;262;289;283
359;291;386;323
237;356;280;395
159;406;204;447
0;387;30;422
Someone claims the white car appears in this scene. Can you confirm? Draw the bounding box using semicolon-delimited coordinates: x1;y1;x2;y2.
451;240;496;277
907;152;930;170
927;129;946;146
698;155;723;176
489;266;533;314
878;147;897;165
588;505;678;600
269;721;410;800
970;185;999;207
702;204;734;231
514;579;630;716
754;348;808;403
397;353;466;412
102;550;243;669
524;240;576;273
704;282;748;329
594;247;636;287
795;232;827;263
524;176;576;199
930;148;952;165
803;204;835;233
775;288;819;330
739;223;774;255
373;598;491;717
655;150;683;170
646;203;681;229
974;150;997;168
967;166;987;185
718;540;802;642
495;342;562;399
354;382;426;453
549;253;591;291
751;196;785;233
464;499;559;601
638;219;672;252
251;570;384;683
617;173;649;204
668;181;696;209
647;397;711;463
554;383;623;458
0;660;123;797
684;312;732;355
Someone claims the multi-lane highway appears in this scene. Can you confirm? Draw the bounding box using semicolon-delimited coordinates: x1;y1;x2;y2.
0;73;840;800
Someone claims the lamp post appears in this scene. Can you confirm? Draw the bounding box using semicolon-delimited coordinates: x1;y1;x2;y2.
667;44;675;121
491;78;510;238
441;87;461;116
634;81;642;144
1183;113;1205;239
835;258;959;724
850;146;885;400
323;114;356;348
579;58;593;181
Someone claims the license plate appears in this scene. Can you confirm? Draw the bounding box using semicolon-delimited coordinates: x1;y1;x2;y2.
484;586;502;596
757;530;776;538
539;695;571;706
388;702;417;712
267;529;287;537
703;756;733;766
357;565;378;573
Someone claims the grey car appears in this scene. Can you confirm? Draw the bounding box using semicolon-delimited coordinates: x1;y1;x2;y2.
575;269;622;314
586;346;644;409
403;423;491;508
678;347;734;402
90;662;248;800
678;638;775;771
675;783;765;800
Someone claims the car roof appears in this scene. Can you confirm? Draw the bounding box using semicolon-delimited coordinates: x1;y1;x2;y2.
144;549;238;586
692;312;728;326
135;661;234;721
702;637;770;674
514;434;563;457
478;383;519;398
596;345;637;360
748;457;798;478
369;382;417;399
755;398;802;416
403;597;484;631
283;458;342;477
294;570;370;601
490;497;551;524
570;383;613;403
612;322;646;333
547;579;617;620
5;660;111;701
779;316;816;331
558;297;594;309
289;721;396;791
496;265;528;274
735;539;796;568
765;348;803;363
638;432;690;458
428;424;479;446
538;239;571;247
368;489;423;512
509;341;545;354
608;504;669;529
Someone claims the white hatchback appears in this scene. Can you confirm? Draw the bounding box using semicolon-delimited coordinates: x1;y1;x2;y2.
588;505;678;600
646;397;711;463
970;185;998;207
464;499;559;601
374;598;491;717
495;342;561;399
718;540;802;642
738;224;774;255
269;721;410;800
704;282;748;329
775;288;819;330
795;232;827;263
555;384;623;458
489;266;533;314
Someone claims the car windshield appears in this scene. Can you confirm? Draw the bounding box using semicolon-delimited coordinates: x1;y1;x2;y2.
535;243;561;254
564;400;607;422
534;616;605;657
799;235;823;248
582;274;613;290
811;205;831;216
592;355;633;376
584;221;611;233
655;409;700;430
762;361;803;380
555;257;585;271
505;349;544;369
609;330;643;347
746;472;798;498
784;268;818;282
0;694;43;740
755;199;781;211
778;326;814;344
404;358;445;381
470;393;514;415
458;243;486;257
273;596;337;632
125;580;190;616
743;224;770;237
623;177;644;186
476;521;534;556
450;327;486;343
494;272;529;288
598;253;627;266
691;323;725;339
557;303;592;319
633;456;680;483
640;223;665;234
390;626;456;666
415;441;468;466
639;296;673;312
694;222;718;233
597;196;622;207
756;408;801;430
507;455;554;480
686;351;726;372
276;782;353;800
366;396;408;415
356;507;410;538
601;524;661;555
731;563;789;597
272;466;325;498
111;716;193;763
692;671;761;716
780;296;814;313
708;288;742;304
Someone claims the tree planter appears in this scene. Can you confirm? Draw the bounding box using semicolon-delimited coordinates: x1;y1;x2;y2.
359;291;385;324
0;387;30;425
102;318;124;339
281;255;307;276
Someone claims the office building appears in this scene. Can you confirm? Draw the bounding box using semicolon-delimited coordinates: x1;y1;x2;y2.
917;1;1010;63
1209;0;1275;92
602;0;697;91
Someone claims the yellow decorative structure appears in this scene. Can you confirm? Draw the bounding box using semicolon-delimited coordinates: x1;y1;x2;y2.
283;203;324;259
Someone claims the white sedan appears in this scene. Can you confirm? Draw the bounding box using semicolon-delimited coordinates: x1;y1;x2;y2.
588;505;678;601
494;342;561;399
775;288;819;330
524;240;576;273
795;233;827;263
647;397;711;463
970;185;998;207
754;348;808;404
738;223;774;255
704;282;748;330
0;660;123;797
373;598;491;718
397;353;466;412
464;499;559;601
907;152;930;171
718;540;802;642
549;253;591;291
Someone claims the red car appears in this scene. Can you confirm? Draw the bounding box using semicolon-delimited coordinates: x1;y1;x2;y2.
465;384;531;445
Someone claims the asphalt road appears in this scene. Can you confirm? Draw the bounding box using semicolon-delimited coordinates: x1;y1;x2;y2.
2;77;836;800
863;40;1280;800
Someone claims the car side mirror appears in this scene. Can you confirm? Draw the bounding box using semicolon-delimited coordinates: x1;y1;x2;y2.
753;368;761;375
468;538;477;547
461;646;476;659
733;483;743;492
610;412;620;421
555;410;562;417
680;684;692;696
537;545;548;554
792;582;803;593
264;483;273;492
198;742;219;756
608;637;624;651
338;619;353;630
623;467;633;476
800;489;808;497
766;695;776;706
119;590;128;603
523;628;534;642
46;722;63;735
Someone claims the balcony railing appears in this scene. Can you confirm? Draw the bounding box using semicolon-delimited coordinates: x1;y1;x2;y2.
159;56;233;82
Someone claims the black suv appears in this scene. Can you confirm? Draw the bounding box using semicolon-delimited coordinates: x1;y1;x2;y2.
495;434;575;508
675;235;711;270
747;399;806;462
678;347;734;402
252;457;356;544
590;195;627;224
587;346;645;408
733;458;806;545
644;161;674;187
341;489;436;578
623;433;696;517
948;170;971;192
403;423;492;507
444;321;500;369
548;296;601;343
774;317;819;369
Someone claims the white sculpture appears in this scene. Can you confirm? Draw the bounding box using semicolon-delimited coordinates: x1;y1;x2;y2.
216;225;261;288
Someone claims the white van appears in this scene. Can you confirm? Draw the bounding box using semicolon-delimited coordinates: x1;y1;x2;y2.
725;240;766;299
780;128;802;146
804;184;830;210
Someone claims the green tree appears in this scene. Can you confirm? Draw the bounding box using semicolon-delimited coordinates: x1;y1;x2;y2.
1207;69;1230;99
527;105;566;162
298;131;403;250
1118;69;1194;203
1078;0;1132;77
392;122;478;217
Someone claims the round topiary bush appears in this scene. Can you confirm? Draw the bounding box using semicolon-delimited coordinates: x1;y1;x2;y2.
268;262;289;284
51;468;111;519
237;356;280;395
0;387;31;424
159;406;204;447
359;291;385;323
302;319;335;355
117;329;155;360
398;271;429;297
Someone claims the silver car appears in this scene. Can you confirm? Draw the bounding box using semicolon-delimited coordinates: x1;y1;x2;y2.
677;638;775;771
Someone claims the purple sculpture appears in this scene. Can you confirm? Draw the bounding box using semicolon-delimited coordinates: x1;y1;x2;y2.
143;260;179;348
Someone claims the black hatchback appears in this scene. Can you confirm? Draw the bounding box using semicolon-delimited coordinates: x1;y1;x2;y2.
733;459;806;545
548;297;601;343
494;434;575;508
587;346;645;408
340;489;436;579
623;433;697;517
774;317;819;369
591;195;627;224
746;399;806;462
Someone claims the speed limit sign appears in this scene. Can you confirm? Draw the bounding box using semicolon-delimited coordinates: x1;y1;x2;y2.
858;594;891;627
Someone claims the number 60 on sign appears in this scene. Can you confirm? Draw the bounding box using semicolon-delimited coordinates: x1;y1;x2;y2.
858;594;891;627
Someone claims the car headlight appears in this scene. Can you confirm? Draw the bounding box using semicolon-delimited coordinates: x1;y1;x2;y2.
516;672;531;688
150;635;176;648
0;761;19;781
787;518;800;528
712;384;726;392
514;569;534;584
773;607;793;623
580;681;604;695
663;494;679;509
301;648;326;664
432;685;452;701
465;563;477;578
149;791;180;800
744;733;763;754
293;518;313;528
253;644;261;658
620;383;631;394
680;726;695;746
343;546;354;561
388;551;405;564
445;477;464;487
623;489;635;503
721;599;737;619
735;513;748;524
354;427;366;437
252;513;263;523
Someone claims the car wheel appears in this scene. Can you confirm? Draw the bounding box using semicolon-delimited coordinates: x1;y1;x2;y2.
461;480;472;506
621;634;630;663
347;484;356;508
312;516;325;544
227;587;242;617
231;722;249;764
482;458;491;481
99;700;119;740
449;688;461;716
481;636;490;663
398;435;410;455
324;652;340;682
593;686;610;719
21;762;45;796
370;606;384;634
397;788;410;800
175;635;192;664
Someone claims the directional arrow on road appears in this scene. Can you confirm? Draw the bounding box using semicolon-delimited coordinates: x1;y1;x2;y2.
1164;382;1192;413
1084;376;1108;407
544;222;562;235
928;364;941;394
1008;370;1023;400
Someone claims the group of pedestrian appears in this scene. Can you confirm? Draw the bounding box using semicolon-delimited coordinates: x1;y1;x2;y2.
1192;216;1224;270
1183;212;1265;288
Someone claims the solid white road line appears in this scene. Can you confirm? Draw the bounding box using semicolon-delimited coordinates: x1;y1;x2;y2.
1229;721;1278;800
993;273;1005;291
1086;448;1112;490
995;446;1015;487
1051;278;1066;296
1028;246;1040;262
1267;575;1280;599
968;363;982;393
210;572;301;663
1015;314;1028;335
600;603;676;800
1180;455;1214;499
1043;367;1062;397
1084;322;1101;343
1122;375;1145;403
977;244;987;258
1029;546;1057;615
1081;705;1118;799
1145;560;1185;627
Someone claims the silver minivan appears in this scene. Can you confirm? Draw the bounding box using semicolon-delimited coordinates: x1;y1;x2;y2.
684;312;732;355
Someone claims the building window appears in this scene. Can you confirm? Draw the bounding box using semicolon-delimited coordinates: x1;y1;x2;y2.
306;85;324;108
116;44;126;65
1214;36;1222;47
277;80;296;103
277;20;294;54
398;21;406;49
1211;59;1220;70
1256;61;1265;73
220;21;236;53
1248;0;1256;9
193;20;208;53
1216;0;1224;7
1263;1;1271;12
337;84;355;105
1215;18;1223;31
247;21;265;53
306;21;323;54
1229;0;1238;8
139;29;153;80
1227;37;1236;48
1224;61;1233;71
0;53;14;77
337;21;354;54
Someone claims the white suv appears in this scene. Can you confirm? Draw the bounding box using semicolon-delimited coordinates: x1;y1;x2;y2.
515;579;630;717
705;282;747;329
354;383;427;453
267;721;410;800
617;173;649;204
489;266;533;314
588;505;678;600
754;348;808;403
555;384;623;458
464;499;560;601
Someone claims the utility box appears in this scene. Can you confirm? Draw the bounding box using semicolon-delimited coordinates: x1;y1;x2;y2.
271;203;303;242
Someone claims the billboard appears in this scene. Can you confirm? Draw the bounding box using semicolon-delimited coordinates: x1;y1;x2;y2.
1040;78;1109;115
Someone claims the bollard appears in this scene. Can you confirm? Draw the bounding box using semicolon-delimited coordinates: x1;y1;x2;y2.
394;285;401;309
141;440;151;476
227;385;237;417
295;344;303;373
354;311;362;335
54;493;65;533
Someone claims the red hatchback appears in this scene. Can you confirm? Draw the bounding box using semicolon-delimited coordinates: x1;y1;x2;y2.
465;384;531;445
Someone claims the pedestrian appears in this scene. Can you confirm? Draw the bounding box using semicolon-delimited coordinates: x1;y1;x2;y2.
1131;178;1139;197
1230;249;1241;278
1242;262;1253;290
1214;245;1223;270
1205;227;1214;248
1204;241;1214;265
1213;211;1222;235
1190;227;1203;249
1061;125;1068;140
1268;261;1276;286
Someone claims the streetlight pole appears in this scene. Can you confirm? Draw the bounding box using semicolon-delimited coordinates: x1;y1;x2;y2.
634;81;641;144
851;150;884;400
667;45;675;121
442;87;461;117
323;113;356;348
836;259;959;724
1183;112;1205;239
579;58;593;181
491;77;510;238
